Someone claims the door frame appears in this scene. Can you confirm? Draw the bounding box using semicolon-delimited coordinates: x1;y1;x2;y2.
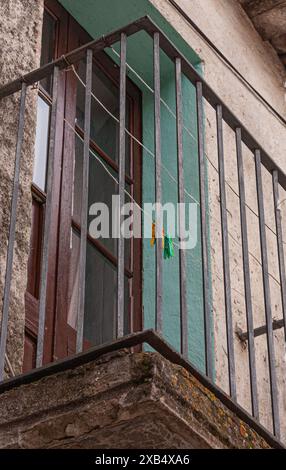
26;1;143;364
24;0;69;370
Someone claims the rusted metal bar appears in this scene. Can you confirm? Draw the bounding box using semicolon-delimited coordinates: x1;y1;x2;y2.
255;149;280;439
175;58;188;358
36;66;60;367
0;82;27;381
0;17;148;100
235;128;259;420
117;34;127;338
76;50;93;352
272;170;286;342
237;318;285;342
196;81;212;379
216;104;236;400
153;32;163;334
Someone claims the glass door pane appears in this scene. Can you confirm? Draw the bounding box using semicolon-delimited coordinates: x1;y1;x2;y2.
67;230;130;345
76;59;131;173
72;134;132;265
68;55;134;347
40;9;57;94
33;96;50;192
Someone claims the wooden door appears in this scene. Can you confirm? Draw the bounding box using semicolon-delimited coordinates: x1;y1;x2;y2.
23;0;68;371
23;0;142;371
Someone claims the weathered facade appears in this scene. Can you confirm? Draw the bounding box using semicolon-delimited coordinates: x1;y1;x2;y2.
240;0;286;67
0;0;286;449
0;0;43;374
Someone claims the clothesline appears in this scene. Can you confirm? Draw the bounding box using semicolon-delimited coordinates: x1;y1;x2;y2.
109;47;286;245
63;116;284;296
71;60;284;246
67;65;286;289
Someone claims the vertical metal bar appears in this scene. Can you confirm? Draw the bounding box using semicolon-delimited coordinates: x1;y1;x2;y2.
76;50;93;352
154;32;163;334
216;105;236;399
272;170;286;342
36;67;60;367
235;128;259;419
255;149;280;438
0;82;27;381
175;58;188;357
117;34;127;338
196;81;212;377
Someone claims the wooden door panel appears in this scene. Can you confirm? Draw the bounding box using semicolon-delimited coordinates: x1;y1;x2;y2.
24;0;69;371
24;0;142;372
23;292;39;371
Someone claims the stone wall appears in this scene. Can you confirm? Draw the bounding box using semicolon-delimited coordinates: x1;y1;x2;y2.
240;0;286;67
0;0;44;375
149;0;286;440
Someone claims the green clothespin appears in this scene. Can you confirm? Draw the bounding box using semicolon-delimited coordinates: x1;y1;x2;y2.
163;234;174;260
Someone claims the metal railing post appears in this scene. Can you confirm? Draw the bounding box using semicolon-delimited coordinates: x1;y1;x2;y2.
196;81;212;378
255;149;280;438
0;81;27;381
235;128;259;419
76;49;93;352
36;66;60;367
175;58;188;358
216;104;236;399
117;34;127;338
153;32;163;334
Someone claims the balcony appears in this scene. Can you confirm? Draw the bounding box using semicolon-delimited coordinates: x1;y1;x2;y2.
0;16;285;449
0;342;274;449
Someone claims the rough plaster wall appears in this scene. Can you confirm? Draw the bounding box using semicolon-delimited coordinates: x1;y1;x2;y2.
0;0;43;375
149;0;286;440
239;0;286;67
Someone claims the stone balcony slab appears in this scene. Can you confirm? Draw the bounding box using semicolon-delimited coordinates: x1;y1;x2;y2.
0;350;276;449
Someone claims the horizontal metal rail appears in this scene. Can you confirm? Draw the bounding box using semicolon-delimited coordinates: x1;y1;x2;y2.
0;16;285;190
237;319;285;342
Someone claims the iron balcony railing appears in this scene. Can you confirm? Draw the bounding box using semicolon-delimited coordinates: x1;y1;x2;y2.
0;16;285;448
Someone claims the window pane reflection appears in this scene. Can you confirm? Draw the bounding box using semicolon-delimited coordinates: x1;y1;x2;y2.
67;230;130;345
76;60;131;172
40;10;56;95
33;96;50;192
72;135;131;267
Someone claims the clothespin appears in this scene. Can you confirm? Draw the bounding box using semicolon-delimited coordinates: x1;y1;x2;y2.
150;221;165;249
151;222;174;259
163;234;174;259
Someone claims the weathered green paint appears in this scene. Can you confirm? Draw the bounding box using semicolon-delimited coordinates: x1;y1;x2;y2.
59;0;207;372
59;0;201;66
